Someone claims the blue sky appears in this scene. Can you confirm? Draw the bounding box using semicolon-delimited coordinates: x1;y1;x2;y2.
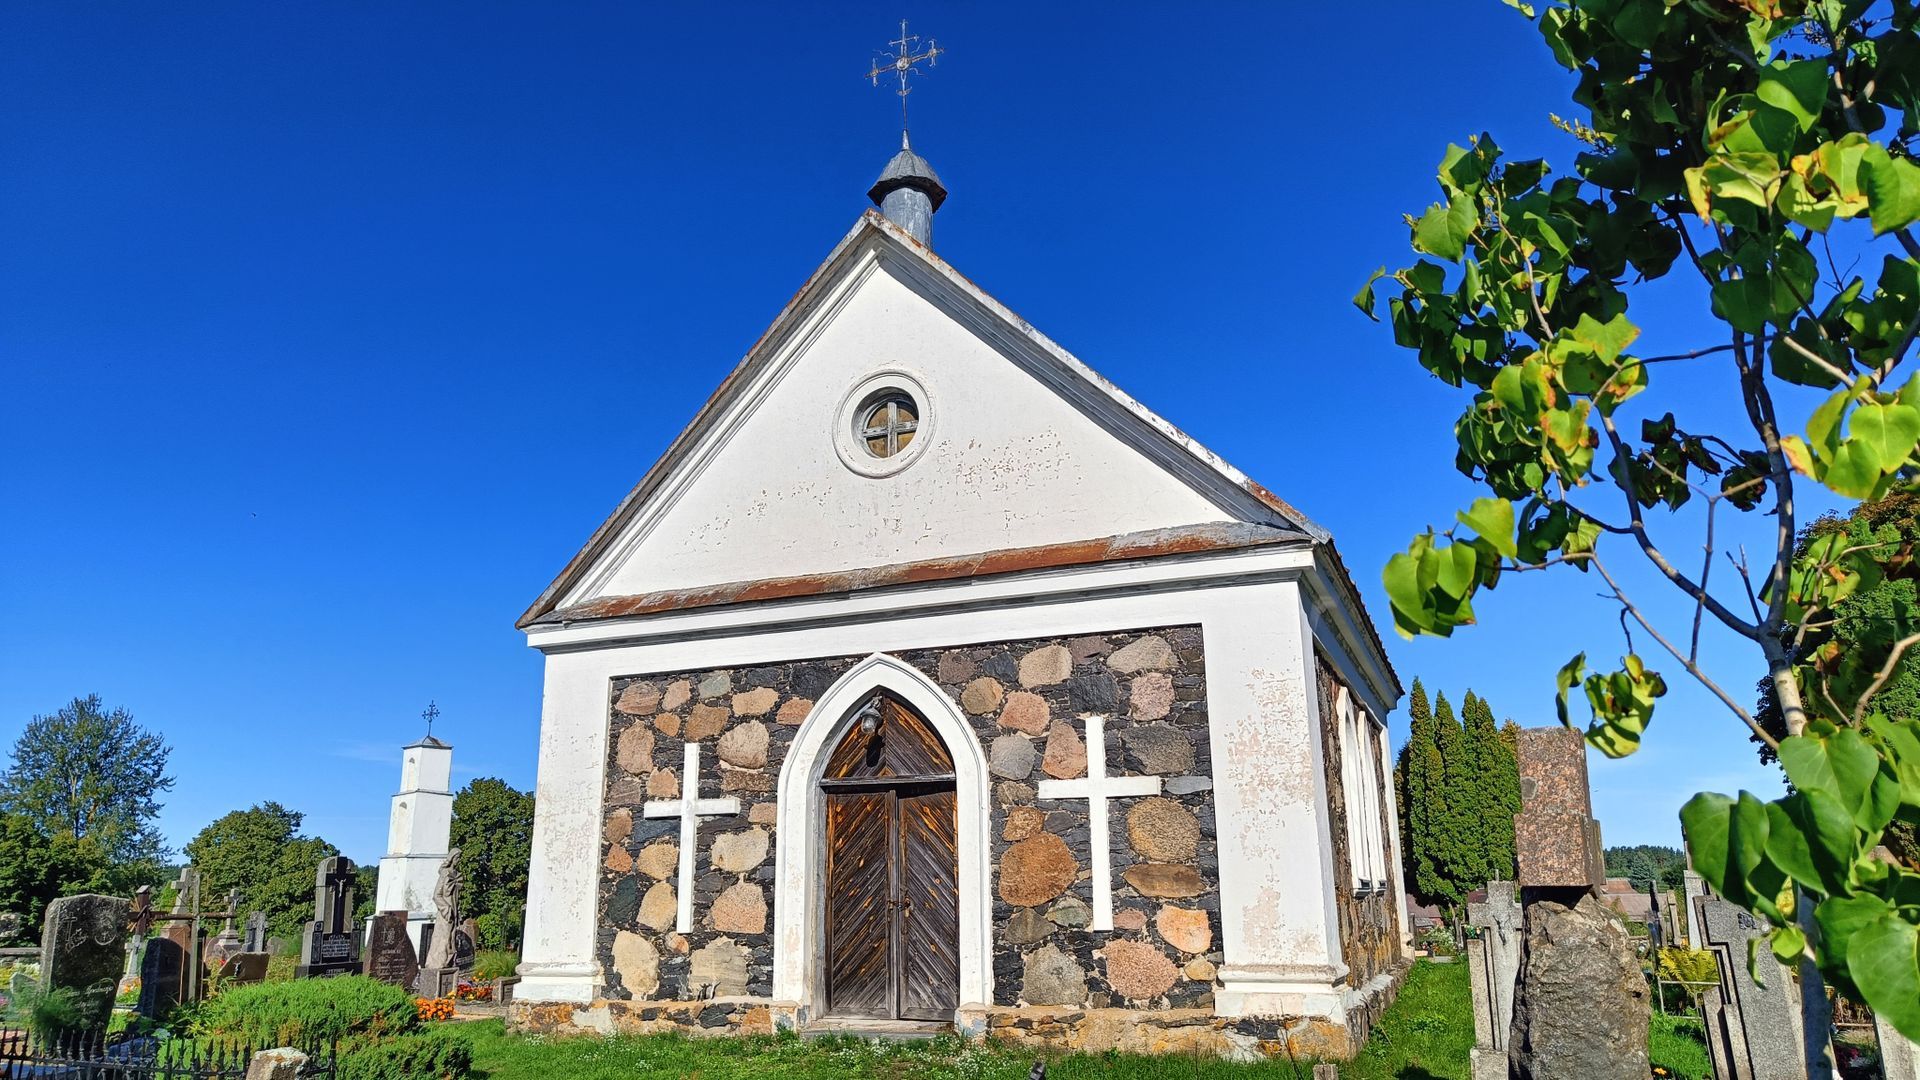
1;2;1808;864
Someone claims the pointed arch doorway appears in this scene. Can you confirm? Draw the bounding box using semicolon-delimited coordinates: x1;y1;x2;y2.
819;691;959;1021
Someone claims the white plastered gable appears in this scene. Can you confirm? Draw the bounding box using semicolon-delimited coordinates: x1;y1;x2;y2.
534;211;1312;616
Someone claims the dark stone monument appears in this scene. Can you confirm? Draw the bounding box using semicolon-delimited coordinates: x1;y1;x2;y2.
1696;895;1808;1080
137;935;185;1018
1506;728;1649;1080
364;910;419;989
242;911;268;954
294;856;361;978
40;893;132;1032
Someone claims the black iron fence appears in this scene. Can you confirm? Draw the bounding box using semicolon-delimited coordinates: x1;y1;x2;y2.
0;1031;336;1079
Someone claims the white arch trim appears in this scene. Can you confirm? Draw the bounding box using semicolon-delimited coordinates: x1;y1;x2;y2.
771;652;992;1017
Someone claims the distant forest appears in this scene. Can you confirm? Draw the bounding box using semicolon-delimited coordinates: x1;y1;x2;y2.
1604;844;1687;891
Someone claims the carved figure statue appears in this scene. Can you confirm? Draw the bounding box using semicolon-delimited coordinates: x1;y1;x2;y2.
422;849;462;971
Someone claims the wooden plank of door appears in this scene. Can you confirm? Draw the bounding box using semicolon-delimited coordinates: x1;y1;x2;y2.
895;787;960;1021
824;790;893;1018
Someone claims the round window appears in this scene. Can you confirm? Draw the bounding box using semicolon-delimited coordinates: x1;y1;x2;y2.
858;392;919;458
834;370;932;477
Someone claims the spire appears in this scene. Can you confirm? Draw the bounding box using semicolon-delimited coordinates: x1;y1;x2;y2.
865;21;946;246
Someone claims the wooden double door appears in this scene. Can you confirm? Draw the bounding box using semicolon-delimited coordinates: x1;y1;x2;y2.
821;693;960;1022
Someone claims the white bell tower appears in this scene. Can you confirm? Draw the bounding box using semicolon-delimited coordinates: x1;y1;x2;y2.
374;711;454;956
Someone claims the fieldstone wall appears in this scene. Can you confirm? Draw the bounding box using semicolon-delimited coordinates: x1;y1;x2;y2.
592;626;1221;1021
1314;651;1408;1043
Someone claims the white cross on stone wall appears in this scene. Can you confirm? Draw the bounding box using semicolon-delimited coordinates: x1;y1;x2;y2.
1035;714;1162;931
641;741;740;933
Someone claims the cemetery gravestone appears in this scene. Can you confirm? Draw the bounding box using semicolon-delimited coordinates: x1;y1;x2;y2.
364;910;419;989
1682;867;1707;948
294;856;361;978
1506;727;1648;1080
217;952;270;987
1695;895;1807;1080
243;911;268;954
1877;1010;1919;1080
137;936;185;1019
1466;880;1523;1080
40;893;132;1032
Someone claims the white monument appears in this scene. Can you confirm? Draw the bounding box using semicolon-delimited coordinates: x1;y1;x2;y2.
373;709;454;957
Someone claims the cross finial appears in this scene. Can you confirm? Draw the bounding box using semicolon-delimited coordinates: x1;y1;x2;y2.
422;700;440;738
867;19;942;149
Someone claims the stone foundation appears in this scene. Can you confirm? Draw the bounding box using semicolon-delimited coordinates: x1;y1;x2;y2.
507;998;1370;1061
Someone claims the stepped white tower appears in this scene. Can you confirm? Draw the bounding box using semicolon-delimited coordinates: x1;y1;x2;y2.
373;733;453;956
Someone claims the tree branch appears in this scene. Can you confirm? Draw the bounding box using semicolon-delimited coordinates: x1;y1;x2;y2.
1589;554;1778;750
1598;409;1764;639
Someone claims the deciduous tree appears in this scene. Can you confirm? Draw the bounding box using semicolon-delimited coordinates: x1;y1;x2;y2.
183;803;337;940
1;696;173;866
1358;0;1920;1054
449;778;533;947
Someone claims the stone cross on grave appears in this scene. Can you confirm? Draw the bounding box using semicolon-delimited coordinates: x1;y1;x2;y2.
1035;713;1162;931
1466;880;1523;1080
642;741;740;933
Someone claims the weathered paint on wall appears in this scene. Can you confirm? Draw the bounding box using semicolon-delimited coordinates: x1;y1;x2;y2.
558;243;1247;606
1314;651;1409;1044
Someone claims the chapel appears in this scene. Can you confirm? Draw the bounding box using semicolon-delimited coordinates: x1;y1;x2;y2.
508;127;1409;1058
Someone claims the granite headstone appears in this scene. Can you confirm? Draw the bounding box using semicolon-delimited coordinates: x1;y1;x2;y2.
364;910;419;989
40;893;132;1032
1695;895;1808;1080
242;911;268;955
294;856;360;978
216;952;269;987
137;935;185;1018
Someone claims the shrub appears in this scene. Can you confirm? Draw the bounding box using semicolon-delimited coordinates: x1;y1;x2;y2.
471;950;517;982
3;981;94;1042
192;976;417;1046
472;913;503;952
337;1026;473;1080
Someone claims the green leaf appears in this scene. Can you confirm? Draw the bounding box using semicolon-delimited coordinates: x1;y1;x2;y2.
1863;145;1920;235
1765;797;1824;891
1414;192;1477;262
1354;267;1385;321
1780;735;1843;801
1849;401;1920;474
1555;653;1587;729
1849;914;1920;1042
1817;893;1895;982
1757;58;1830;132
1771;923;1808;965
1681;792;1736;900
1457;497;1518;559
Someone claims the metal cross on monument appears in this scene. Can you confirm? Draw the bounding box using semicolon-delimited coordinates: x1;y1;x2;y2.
422;700;440;739
641;742;741;933
867;19;942;147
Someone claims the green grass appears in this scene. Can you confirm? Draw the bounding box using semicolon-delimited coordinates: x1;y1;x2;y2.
466;1022;1316;1080
461;961;1474;1080
1344;959;1472;1080
1647;1012;1712;1080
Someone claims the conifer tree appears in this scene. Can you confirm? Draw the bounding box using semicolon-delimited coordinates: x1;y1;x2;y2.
1434;692;1481;901
1462;692;1520;881
1394;679;1451;905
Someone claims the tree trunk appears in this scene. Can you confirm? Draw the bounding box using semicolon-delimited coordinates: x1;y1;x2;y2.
1767;654;1835;1079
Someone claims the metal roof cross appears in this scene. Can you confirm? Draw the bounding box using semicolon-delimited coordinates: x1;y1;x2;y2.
867;19;942;148
422;700;440;739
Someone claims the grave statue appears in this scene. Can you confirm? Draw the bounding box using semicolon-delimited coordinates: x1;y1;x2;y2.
415;849;471;997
